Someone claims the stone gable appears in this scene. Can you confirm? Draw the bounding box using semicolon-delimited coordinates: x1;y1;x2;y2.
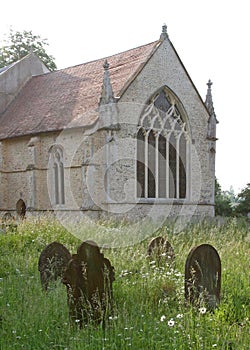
0;26;217;224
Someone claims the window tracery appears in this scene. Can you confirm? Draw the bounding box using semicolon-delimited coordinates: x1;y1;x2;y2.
137;87;189;199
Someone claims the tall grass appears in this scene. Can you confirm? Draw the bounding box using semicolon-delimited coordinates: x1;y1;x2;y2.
0;218;249;349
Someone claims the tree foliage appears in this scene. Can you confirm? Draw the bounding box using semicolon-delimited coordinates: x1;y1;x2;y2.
215;178;250;217
0;29;56;71
215;178;234;217
235;183;250;217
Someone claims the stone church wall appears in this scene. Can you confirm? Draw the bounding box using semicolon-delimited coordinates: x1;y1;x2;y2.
102;38;214;219
0;37;215;222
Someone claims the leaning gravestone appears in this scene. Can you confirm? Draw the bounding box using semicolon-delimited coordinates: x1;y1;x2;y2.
62;240;115;327
185;244;221;310
147;236;175;264
38;242;71;291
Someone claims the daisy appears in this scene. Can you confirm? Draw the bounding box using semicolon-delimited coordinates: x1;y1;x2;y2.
160;315;166;322
199;307;207;314
168;319;175;327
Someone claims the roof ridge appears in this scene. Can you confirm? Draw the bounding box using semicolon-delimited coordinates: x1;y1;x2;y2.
57;40;160;72
0;39;161;140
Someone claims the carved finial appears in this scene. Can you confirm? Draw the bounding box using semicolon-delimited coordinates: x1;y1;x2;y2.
103;59;109;70
205;80;218;140
160;23;168;41
99;59;115;105
205;79;215;116
207;79;213;89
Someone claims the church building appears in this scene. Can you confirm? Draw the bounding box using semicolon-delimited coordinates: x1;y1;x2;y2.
0;25;218;223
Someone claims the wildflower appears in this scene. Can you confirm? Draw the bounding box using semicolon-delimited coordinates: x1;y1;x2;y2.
75;319;81;323
212;345;217;348
168;319;175;327
160;315;166;322
199;307;207;314
109;315;118;320
176;313;183;319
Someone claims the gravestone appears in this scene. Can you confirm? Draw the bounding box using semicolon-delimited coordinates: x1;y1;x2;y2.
62;240;115;327
185;244;221;309
38;242;71;291
62;254;85;325
1;213;17;232
147;236;174;264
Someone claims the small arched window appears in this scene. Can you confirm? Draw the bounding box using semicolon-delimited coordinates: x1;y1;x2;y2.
49;146;65;205
137;87;189;199
16;199;26;218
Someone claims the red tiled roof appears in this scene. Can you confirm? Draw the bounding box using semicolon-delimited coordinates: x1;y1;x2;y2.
0;40;160;140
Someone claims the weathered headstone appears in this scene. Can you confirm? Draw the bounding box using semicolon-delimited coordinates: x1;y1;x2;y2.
62;240;115;327
185;244;221;309
147;236;174;263
38;242;71;291
62;254;85;325
1;213;17;232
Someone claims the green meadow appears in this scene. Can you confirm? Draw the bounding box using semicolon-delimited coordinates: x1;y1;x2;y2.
0;218;249;349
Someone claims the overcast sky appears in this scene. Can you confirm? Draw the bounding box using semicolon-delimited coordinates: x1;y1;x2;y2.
0;0;249;193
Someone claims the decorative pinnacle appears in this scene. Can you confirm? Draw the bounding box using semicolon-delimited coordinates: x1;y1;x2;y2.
99;59;114;105
205;79;214;115
103;59;109;70
160;23;168;40
207;79;213;90
205;79;219;140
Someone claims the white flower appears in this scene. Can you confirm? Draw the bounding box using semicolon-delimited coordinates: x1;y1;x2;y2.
168;319;175;327
199;307;207;314
176;313;183;319
160;315;166;322
109;315;118;320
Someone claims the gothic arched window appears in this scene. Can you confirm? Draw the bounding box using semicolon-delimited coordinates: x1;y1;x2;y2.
137;87;189;199
49;146;65;205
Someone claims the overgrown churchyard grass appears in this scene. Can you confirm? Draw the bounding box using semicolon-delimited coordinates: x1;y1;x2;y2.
0;218;249;349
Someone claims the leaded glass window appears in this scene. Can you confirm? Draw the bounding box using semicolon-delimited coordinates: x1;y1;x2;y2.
137;87;189;199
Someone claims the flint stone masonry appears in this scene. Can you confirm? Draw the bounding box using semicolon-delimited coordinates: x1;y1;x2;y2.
0;27;217;221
